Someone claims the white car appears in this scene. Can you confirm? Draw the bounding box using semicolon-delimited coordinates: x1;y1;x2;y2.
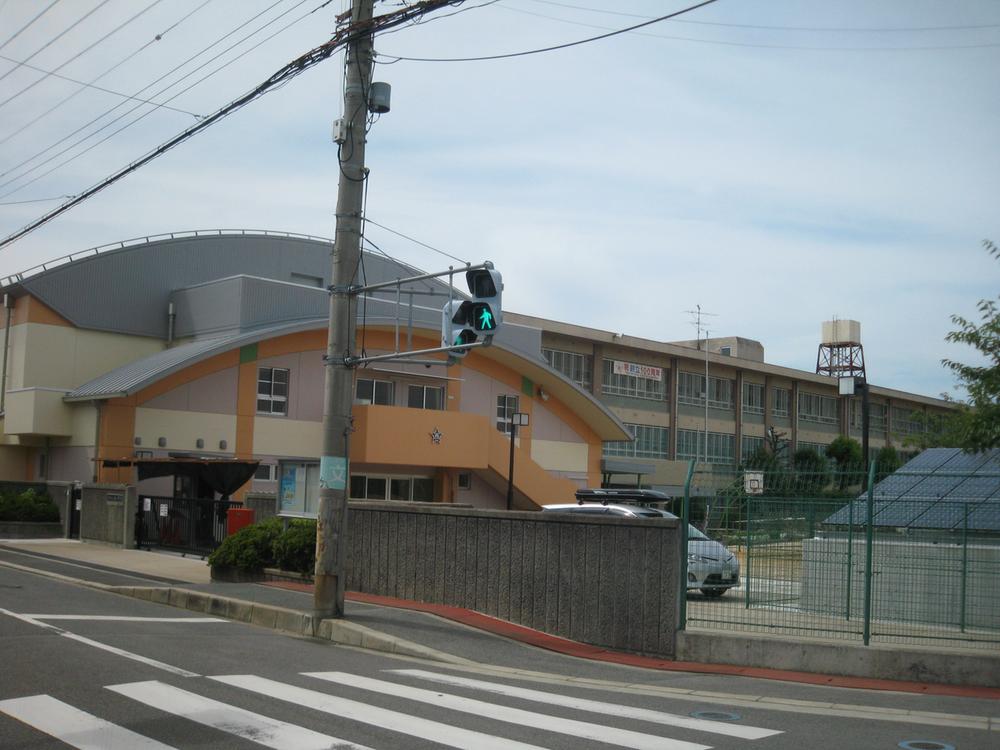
540;501;740;597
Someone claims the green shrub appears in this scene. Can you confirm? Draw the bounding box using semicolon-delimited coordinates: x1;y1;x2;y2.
272;519;316;575
208;517;283;571
0;489;60;522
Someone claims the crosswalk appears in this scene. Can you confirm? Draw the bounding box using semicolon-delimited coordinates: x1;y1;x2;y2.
0;668;782;749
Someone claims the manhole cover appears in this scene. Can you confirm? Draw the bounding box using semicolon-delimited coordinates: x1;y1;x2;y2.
689;710;742;722
898;742;954;750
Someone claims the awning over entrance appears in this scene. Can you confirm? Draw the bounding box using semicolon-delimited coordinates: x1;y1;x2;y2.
98;457;259;499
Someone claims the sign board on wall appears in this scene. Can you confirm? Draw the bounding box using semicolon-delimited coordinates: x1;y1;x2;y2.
612;360;662;381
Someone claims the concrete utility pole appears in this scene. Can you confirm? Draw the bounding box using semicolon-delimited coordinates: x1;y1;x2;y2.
315;0;374;620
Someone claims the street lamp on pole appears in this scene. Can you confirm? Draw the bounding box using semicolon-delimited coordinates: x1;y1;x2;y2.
506;412;529;510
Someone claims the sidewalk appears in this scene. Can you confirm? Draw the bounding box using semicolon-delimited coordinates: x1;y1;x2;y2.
2;539;999;701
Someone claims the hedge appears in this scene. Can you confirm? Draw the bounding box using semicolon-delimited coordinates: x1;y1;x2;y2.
208;517;317;574
0;489;59;522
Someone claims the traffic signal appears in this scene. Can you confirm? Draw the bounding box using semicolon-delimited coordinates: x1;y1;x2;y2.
441;266;503;357
465;267;502;341
441;299;477;358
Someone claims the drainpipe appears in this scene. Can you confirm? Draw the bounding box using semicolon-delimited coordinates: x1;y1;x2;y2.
166;302;176;346
92;400;102;482
1;293;13;413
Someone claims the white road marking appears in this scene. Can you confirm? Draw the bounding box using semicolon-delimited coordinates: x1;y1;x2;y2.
305;671;712;750
391;668;782;740
0;607;199;677
107;680;369;750
212;674;550;750
0;694;177;750
24;615;227;623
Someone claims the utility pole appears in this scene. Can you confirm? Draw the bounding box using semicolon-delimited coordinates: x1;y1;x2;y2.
315;0;374;620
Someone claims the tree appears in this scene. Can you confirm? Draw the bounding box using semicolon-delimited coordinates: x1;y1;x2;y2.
938;240;1000;452
875;445;902;481
825;435;863;470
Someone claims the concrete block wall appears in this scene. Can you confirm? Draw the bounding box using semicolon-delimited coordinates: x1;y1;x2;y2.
346;502;683;658
79;484;137;546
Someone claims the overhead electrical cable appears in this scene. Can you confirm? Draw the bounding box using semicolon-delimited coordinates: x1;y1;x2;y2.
0;55;202;120
0;0;471;249
0;0;310;193
0;0;213;147
0;0;112;85
0;0;164;112
0;0;61;52
363;218;466;263
522;0;1000;32
378;0;718;62
488;3;1000;52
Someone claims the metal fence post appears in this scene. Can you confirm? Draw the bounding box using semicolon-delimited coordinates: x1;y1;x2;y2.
960;500;969;633
745;478;752;611
846;491;854;621
679;460;695;630
862;460;877;646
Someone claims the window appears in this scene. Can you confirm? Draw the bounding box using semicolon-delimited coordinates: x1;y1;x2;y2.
678;372;733;409
742;382;764;415
797;441;831;460
741;435;764;460
798;391;838;424
851;400;887;431
496;394;519;433
350;474;434;502
601;359;665;401
892;406;924;435
356;378;394;405
720;346;732;356
542;348;592;389
257;367;289;415
676;429;735;464
254;464;275;481
772;387;790;418
604;423;668;459
408;384;445;410
457;472;472;490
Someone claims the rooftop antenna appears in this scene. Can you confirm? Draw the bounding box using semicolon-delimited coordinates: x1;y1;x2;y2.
684;305;718;469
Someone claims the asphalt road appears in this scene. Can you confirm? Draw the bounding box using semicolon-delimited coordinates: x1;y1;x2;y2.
0;565;996;749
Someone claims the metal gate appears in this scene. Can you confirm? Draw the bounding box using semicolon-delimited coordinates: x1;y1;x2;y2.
135;496;241;556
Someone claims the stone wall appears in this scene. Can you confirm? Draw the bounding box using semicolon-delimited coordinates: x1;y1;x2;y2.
346;502;683;658
79;484;138;546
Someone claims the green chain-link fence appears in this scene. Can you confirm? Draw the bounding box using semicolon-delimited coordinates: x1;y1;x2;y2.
679;461;1000;651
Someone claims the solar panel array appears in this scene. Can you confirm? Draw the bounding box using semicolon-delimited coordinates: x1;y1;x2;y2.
824;448;1000;532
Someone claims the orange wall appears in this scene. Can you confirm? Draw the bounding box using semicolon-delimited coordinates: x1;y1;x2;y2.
352;405;490;468
11;295;72;327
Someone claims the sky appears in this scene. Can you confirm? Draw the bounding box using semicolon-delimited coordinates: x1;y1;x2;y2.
0;0;997;400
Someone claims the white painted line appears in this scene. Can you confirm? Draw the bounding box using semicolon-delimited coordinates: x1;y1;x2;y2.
391;668;781;740
24;615;227;623
212;674;550;750
305;671;711;750
60;633;201;677
0;607;199;677
107;680;369;750
0;694;177;750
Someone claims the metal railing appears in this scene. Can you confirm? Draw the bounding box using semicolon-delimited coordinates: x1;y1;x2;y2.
136;496;242;556
681;462;1000;651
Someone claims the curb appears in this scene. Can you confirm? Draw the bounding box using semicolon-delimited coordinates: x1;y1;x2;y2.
107;585;469;666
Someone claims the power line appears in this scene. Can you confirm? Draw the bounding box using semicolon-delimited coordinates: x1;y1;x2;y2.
0;0;311;195
0;0;61;52
364;217;467;263
0;194;74;206
521;0;1000;33
0;0;213;148
493;4;1000;52
0;0;472;249
0;0;164;112
0;54;201;118
0;0;112;86
378;0;717;62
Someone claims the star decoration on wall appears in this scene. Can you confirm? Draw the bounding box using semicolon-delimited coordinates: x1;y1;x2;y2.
430;428;443;445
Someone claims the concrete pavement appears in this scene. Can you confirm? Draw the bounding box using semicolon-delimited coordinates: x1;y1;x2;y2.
1;538;998;700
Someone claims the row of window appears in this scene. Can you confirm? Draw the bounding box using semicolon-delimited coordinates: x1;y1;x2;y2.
257;367;448;416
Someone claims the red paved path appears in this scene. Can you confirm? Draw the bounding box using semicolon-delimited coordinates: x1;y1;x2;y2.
263;581;1000;700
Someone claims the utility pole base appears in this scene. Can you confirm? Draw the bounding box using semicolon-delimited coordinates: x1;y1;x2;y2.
313;574;344;619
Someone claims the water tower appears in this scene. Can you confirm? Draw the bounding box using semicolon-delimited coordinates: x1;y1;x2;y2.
816;319;866;379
